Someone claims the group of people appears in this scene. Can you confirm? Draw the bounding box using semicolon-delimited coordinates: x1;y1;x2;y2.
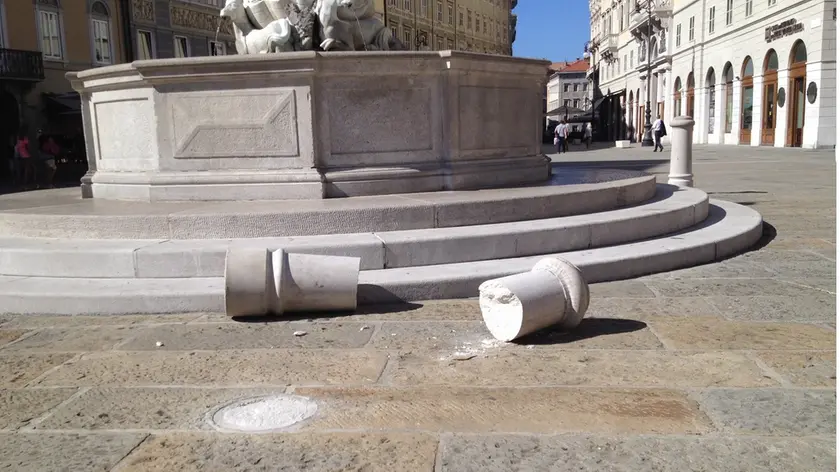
553;116;668;153
7;129;59;190
552;120;593;154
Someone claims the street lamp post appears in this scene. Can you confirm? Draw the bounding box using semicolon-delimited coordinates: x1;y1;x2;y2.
638;0;655;147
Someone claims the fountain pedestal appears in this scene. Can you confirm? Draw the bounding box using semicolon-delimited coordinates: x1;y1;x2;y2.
69;51;550;202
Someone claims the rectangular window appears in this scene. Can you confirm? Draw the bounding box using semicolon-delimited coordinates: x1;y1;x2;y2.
708;6;715;34
573;83;579;92
630;50;634;67
403;28;412;46
573;99;580;108
92;18;111;64
403;0;411;11
483;19;487;34
623;55;627;72
619;5;624;30
467;10;472;30
458;11;463;26
174;35;190;58
768;0;776;5
564;84;570;92
582;83;587;91
676;23;681;47
136;30;154;60
38;10;62;60
688;16;695;41
725;0;733;25
746;0;753;17
437;1;442;21
564;99;571;107
447;3;453;25
390;25;397;40
421;0;427;15
209;40;225;56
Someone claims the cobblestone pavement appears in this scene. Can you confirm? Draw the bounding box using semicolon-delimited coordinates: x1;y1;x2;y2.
0;146;835;471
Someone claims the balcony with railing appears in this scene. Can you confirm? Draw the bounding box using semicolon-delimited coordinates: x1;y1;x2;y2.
0;48;45;82
629;0;672;40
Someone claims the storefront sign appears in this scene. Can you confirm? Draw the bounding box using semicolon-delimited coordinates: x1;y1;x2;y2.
765;19;804;43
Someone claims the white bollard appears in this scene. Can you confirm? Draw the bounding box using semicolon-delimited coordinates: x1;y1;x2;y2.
668;116;695;187
224;248;360;317
478;258;590;342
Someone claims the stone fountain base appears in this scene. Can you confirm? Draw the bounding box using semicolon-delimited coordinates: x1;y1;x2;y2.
69;51;551;202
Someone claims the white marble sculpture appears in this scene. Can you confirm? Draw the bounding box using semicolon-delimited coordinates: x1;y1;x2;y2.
221;0;402;53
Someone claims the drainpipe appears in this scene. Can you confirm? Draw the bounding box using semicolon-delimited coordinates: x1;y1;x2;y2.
121;0;134;62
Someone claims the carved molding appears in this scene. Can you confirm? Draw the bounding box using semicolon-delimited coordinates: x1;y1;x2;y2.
131;0;154;22
170;5;234;36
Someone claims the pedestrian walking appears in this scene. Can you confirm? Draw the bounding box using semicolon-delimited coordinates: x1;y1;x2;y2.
554;119;569;154
584;122;592;149
652;116;666;152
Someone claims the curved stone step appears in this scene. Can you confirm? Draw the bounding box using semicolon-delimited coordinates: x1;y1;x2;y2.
0;185;708;278
0;170;655;239
0;200;762;315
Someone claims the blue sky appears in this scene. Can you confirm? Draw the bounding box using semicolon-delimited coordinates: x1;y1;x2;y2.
512;0;590;63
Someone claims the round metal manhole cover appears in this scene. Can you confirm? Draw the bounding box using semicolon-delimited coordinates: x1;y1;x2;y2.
210;394;317;433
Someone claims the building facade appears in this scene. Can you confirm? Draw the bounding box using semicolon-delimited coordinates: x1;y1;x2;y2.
588;0;836;148
382;0;516;54
546;59;591;125
127;0;234;61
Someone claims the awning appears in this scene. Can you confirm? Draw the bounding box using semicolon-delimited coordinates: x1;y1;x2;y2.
544;105;586;117
44;92;81;115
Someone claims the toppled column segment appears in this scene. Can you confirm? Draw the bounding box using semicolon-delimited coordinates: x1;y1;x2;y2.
225;248;360;317
478;258;590;342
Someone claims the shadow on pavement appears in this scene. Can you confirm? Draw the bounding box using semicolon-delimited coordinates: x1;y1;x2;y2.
513;318;647;346
231;301;424;323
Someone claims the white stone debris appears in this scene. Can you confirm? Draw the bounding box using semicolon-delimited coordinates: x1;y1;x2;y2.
293;330;307;337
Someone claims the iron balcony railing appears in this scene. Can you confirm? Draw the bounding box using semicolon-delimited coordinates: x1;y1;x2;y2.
0;48;45;81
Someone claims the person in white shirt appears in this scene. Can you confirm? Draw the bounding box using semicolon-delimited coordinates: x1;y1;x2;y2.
554;120;569;154
583;122;592;149
652;117;666;152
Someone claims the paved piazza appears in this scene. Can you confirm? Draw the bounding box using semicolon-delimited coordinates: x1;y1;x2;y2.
0;145;835;471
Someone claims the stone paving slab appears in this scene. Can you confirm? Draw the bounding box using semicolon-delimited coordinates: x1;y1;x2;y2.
387;350;777;388
35;350;389;387
0;326;139;352
706;294;837;322
646;315;836;350
438;434;836;472
117;322;374;351
34;387;287;431
0;432;148;471
695;388;836;436
0;353;75;387
293;386;712;434
0;388;77;430
755;351;837;387
115;432;438;472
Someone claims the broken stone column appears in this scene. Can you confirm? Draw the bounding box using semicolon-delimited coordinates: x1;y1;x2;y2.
478;257;590;342
668;115;695;187
224;248;360;317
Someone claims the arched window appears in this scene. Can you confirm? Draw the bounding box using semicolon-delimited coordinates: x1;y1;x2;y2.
91;0;111;64
742;56;753;78
686;72;695;118
790;40;807;65
673;77;682;117
723;63;734;133
764;49;778;72
706;67;716;134
650;38;658;59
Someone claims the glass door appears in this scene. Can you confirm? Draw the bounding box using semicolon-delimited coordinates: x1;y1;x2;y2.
740;84;753;144
761;81;776;145
790;77;805;147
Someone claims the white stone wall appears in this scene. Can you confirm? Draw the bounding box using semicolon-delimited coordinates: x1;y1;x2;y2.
590;0;836;148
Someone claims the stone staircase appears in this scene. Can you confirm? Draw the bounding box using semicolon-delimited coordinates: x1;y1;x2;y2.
0;168;762;315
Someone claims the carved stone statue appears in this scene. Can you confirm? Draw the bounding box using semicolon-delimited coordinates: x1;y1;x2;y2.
220;0;405;54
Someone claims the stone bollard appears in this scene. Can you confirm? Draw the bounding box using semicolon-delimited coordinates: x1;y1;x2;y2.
668;116;695;187
224;248;360;317
478;258;590;342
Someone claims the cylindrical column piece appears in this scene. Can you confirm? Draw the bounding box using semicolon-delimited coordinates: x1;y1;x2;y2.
668;115;695;187
225;248;360;317
478;257;590;342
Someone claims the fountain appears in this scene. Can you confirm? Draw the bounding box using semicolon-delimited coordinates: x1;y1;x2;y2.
0;0;763;315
